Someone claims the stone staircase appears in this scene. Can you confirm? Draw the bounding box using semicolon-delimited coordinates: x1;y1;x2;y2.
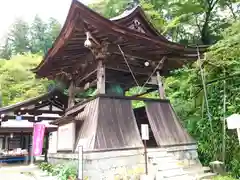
147;148;217;180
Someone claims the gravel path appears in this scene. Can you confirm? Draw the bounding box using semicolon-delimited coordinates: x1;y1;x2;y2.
0;165;57;180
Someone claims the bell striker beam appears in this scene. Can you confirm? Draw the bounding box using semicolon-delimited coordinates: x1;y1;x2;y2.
156;56;167;99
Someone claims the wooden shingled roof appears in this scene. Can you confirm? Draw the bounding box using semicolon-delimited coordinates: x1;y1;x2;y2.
34;0;206;88
0;88;68;117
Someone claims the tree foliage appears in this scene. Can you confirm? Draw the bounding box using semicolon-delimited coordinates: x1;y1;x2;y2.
90;0;239;44
0;16;61;58
0;54;50;106
10;19;30;54
164;21;240;177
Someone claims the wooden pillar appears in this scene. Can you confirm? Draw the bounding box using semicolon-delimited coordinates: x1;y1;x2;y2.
97;60;105;94
20;131;23;149
44;133;49;162
156;71;165;99
68;81;75;108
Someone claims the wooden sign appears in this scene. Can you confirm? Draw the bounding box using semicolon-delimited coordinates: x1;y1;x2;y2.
141;124;149;140
226;114;240;144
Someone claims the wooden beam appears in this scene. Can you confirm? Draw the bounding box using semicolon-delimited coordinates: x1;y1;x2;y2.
156;71;165;99
130;88;158;98
75;64;97;85
48;100;65;111
68;81;76;108
75;79;97;94
1;115;59;121
97;60;105;94
106;66;151;76
34;101;51;109
17;110;64;116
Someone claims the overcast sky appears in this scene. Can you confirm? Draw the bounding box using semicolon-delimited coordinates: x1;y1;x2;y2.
0;0;96;40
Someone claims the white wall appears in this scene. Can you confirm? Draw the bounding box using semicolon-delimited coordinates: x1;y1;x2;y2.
57;122;75;151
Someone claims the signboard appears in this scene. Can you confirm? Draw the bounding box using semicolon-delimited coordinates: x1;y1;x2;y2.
33;123;45;156
226;114;240;129
57;122;75;151
48;132;58;153
16;116;22;121
141;124;149;140
226;114;240;144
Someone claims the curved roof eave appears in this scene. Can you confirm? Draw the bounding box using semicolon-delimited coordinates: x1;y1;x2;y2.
33;1;76;73
111;5;166;40
34;0;206;75
0;88;66;114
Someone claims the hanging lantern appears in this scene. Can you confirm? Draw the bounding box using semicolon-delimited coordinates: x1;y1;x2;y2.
144;61;150;67
84;32;92;48
10;133;14;139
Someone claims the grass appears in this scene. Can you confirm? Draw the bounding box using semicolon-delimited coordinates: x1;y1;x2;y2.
212;175;237;180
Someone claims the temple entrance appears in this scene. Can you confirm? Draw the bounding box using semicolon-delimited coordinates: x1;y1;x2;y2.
133;105;157;147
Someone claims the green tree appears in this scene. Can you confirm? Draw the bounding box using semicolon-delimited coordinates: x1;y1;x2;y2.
0;37;12;60
164;20;240;177
90;0;239;45
30;15;48;54
45;17;61;52
9;18;30;54
0;16;61;58
29;16;61;54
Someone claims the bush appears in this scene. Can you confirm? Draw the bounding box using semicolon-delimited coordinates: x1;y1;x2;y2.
54;163;77;180
213;175;237;180
39;162;77;180
39;162;54;173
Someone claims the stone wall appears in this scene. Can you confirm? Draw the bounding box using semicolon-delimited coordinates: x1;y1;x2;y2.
166;144;201;167
48;145;201;180
49;148;145;179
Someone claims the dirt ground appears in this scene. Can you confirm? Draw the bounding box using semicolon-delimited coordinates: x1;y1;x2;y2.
0;165;51;180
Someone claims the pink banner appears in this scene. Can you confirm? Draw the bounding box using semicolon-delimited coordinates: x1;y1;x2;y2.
33;123;45;156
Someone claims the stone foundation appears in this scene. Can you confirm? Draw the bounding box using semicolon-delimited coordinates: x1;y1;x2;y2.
48;144;201;180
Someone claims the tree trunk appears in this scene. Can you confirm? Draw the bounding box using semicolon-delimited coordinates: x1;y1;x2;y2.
201;9;211;45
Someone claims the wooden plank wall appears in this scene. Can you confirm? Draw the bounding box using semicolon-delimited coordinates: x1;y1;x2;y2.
95;98;143;149
145;102;195;147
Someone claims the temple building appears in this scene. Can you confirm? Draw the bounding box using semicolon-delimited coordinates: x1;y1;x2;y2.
3;0;213;179
0;89;67;162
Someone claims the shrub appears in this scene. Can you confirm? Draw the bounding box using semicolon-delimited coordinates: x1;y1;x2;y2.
213;176;237;180
39;162;77;180
39;162;54;173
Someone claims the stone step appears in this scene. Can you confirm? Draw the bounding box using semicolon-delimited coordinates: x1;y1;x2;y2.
148;152;172;159
147;148;166;152
202;167;211;173
163;175;195;180
157;168;187;178
149;156;179;165
157;161;184;171
183;166;211;174
196;172;217;180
